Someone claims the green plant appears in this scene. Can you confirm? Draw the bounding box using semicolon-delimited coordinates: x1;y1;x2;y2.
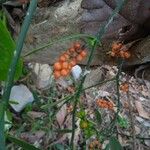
1;0;144;149
0;0;38;149
0;12;22;81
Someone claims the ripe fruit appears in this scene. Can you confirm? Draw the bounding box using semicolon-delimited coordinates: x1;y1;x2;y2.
119;50;125;58
59;55;66;62
60;69;68;76
112;42;123;50
54;71;61;79
76;54;83;62
64;53;70;60
69;47;75;53
54;62;62;71
62;62;69;69
80;50;87;57
53;42;87;79
74;42;81;49
70;59;77;67
124;51;131;59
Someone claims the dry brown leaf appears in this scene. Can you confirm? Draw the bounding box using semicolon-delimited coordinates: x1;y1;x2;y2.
135;101;150;119
56;104;67;126
20;131;45;144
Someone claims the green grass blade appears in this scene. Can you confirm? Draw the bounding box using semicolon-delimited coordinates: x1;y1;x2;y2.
7;134;41;150
0;12;23;81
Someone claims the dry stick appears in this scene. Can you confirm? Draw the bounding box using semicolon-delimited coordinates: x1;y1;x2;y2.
0;1;37;149
117;132;150;140
70;0;127;149
126;91;136;150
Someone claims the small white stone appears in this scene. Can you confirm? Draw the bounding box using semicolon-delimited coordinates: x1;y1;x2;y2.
9;84;34;112
32;63;52;89
71;65;82;80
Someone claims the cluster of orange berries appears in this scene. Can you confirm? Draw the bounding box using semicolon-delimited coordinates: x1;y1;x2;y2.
53;42;87;79
96;99;114;110
120;82;129;92
89;140;101;150
111;42;131;59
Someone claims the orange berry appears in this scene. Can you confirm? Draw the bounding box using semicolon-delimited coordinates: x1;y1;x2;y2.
112;42;123;50
69;47;75;53
60;69;68;77
74;42;81;49
76;54;83;62
80;50;87;57
54;71;61;79
64;53;70;60
59;55;66;62
119;50;125;58
54;62;62;71
68;64;72;70
124;51;131;59
70;59;77;67
62;62;69;69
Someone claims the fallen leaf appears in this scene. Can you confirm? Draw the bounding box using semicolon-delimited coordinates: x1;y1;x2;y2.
56;104;67;126
20;131;45;144
135;101;149;119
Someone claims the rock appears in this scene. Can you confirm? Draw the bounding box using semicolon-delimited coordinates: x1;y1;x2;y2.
83;67;104;88
71;65;82;80
144;140;150;147
81;0;150;41
56;78;71;89
30;63;52;89
9;84;34;112
80;0;150;66
23;0;83;65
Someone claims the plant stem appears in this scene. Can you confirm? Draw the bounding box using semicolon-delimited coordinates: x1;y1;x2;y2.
23;34;95;57
0;1;37;149
70;1;127;148
70;0;127;148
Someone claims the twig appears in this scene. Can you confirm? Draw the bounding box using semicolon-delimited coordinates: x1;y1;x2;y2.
118;132;150;140
126;91;136;150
